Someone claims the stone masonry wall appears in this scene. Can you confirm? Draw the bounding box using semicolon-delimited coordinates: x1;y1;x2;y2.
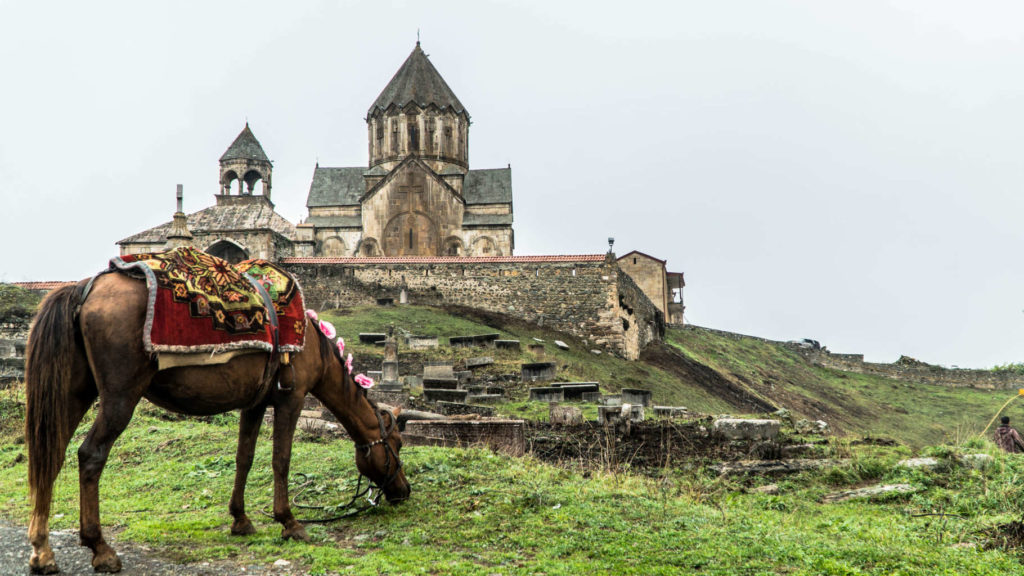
283;256;663;359
686;325;1024;390
803;350;1024;390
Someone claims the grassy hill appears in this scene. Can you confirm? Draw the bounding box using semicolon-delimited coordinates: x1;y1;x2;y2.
328;304;1010;448
2;303;1024;573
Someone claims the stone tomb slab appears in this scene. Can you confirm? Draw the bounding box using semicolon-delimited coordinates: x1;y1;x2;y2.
653;406;689;418
713;418;780;441
434;401;496;417
550;403;583;425
405;335;439;350
600;395;622;407
521;362;557;382
358;333;387;344
465;356;494;369
423;389;470;403
423;362;455;380
598;404;645;424
551;382;599;400
367;389;409;407
621;388;653;407
495;340;521;351
422;377;460;390
403;419;525;456
466;394;504;404
448;333;501;348
529;387;565;402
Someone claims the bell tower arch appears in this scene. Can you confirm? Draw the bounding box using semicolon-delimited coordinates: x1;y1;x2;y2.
219;123;273;201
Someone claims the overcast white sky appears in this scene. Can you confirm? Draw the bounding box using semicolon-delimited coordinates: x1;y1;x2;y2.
2;1;1023;368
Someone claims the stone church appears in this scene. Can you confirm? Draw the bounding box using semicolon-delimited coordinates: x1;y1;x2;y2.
118;42;513;261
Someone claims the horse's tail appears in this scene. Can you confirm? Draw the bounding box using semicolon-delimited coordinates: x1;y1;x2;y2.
25;284;82;506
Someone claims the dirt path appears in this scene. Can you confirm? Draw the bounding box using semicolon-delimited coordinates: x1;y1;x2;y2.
0;519;299;576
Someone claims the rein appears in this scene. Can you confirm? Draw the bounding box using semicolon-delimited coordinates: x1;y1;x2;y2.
286;407;404;524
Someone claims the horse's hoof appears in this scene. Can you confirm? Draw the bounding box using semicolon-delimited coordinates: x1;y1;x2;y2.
29;553;59;575
91;551;121;573
281;524;308;542
231;518;257;536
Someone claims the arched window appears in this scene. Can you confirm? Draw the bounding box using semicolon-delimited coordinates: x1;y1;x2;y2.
361;238;380;257
321;237;346;257
425;116;435;153
444;237;463;256
206;239;248;264
408;121;419;151
221;170;239;195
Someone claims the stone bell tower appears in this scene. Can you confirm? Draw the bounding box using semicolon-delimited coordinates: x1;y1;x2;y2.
366;41;470;178
219;123;273;202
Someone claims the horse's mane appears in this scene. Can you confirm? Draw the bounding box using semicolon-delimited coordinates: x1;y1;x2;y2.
309;319;379;410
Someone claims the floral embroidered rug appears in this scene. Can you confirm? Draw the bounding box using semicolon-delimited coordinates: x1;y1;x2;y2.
109;247;305;354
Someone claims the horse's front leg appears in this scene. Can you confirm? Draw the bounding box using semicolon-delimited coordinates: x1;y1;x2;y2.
271;393;308;541
229;406;266;536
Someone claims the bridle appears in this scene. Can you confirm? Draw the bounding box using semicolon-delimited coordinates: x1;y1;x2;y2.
354;406;405;502
287;406;405;524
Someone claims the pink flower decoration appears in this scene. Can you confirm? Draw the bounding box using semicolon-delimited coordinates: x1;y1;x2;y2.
336;337;345;357
319;320;336;340
305;309;318;321
345;353;353;373
354;373;375;389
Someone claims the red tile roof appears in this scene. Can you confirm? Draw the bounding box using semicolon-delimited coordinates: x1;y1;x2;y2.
282;254;607;265
12;281;76;291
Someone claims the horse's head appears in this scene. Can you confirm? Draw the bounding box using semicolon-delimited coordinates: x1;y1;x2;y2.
307;314;412;503
353;405;411;503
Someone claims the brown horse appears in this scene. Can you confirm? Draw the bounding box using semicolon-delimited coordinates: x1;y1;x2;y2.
24;272;410;574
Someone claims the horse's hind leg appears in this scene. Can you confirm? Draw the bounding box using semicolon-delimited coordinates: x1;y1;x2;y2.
229;406;266;536
77;389;145;573
28;369;96;575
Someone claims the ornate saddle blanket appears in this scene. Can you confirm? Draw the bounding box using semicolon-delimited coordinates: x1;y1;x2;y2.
109;247;305;354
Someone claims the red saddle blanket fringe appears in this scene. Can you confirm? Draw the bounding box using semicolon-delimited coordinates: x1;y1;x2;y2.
109;247;305;354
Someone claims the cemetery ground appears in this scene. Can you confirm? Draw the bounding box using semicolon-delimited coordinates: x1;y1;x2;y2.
3;304;1024;573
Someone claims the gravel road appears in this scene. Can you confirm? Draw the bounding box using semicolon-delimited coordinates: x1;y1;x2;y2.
0;519;303;576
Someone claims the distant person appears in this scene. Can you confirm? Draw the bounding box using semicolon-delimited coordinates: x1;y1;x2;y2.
994;416;1024;453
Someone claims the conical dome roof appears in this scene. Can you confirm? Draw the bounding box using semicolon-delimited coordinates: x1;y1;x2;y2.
220;123;271;163
368;42;467;117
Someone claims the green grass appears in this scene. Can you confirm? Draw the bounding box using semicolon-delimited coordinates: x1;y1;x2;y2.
2;385;1024;575
666;327;1012;447
5;304;1024;573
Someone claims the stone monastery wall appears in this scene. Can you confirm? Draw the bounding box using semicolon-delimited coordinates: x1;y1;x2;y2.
687;325;1024;390
282;255;664;360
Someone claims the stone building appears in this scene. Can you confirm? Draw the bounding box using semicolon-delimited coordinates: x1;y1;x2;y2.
616;251;685;325
117;124;296;263
295;41;514;258
108;41;685;357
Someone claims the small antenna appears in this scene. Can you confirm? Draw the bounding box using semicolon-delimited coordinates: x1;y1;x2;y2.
417;29;420;45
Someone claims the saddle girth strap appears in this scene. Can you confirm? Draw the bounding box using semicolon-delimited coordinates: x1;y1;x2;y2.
244;274;279;355
244;274;285;394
